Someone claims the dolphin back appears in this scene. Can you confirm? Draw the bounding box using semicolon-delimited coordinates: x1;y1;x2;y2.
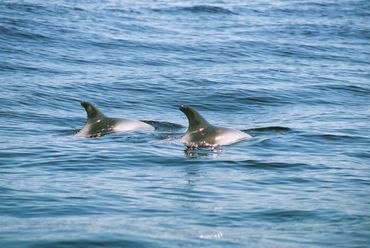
179;105;252;148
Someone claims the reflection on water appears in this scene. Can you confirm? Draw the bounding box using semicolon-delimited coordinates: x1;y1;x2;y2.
184;147;223;158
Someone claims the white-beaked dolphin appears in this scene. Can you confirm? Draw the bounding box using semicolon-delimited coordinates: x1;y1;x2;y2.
179;105;251;148
76;101;154;137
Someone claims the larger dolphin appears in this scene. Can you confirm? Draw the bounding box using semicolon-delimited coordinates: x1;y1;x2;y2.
179;105;251;148
76;101;154;137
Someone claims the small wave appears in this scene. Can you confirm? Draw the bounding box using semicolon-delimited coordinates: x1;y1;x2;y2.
320;134;356;140
239;160;306;169
257;209;318;222
302;133;368;142
246;126;291;133
202;91;290;107
179;5;234;14
346;151;370;159
0;26;49;41
105;7;142;15
3;2;44;14
153;5;234;15
213;160;307;169
319;84;370;96
27;239;156;248
3;1;70;15
0;62;58;73
241;96;284;105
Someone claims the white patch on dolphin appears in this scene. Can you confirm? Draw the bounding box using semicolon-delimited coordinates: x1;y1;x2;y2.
179;105;251;148
76;101;154;137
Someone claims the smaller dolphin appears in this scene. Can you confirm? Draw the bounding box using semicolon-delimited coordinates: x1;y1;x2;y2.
76;101;154;137
179;105;251;148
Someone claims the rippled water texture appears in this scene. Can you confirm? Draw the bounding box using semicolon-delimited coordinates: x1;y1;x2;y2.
1;0;369;247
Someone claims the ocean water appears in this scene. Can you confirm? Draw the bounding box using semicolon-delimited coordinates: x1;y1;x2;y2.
1;0;369;247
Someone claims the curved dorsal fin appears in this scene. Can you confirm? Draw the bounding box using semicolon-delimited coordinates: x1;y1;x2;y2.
180;105;211;131
81;101;106;122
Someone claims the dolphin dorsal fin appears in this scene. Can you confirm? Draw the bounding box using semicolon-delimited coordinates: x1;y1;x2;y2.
180;105;211;132
81;101;106;122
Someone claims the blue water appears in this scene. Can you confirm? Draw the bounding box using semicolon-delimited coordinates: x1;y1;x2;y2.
1;0;370;247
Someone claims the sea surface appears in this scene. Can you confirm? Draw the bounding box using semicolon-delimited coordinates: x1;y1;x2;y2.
1;0;369;247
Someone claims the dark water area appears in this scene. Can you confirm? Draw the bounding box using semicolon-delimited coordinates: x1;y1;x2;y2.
1;0;369;247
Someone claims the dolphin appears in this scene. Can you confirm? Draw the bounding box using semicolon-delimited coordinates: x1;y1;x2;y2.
76;101;154;137
179;105;251;148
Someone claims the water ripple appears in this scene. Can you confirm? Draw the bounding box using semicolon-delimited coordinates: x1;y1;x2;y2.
1;0;369;247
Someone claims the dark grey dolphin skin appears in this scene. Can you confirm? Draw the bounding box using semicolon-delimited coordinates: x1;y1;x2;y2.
76;101;154;137
179;105;251;148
